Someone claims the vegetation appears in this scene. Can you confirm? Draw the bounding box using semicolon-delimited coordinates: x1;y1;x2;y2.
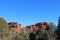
0;18;10;40
0;17;60;40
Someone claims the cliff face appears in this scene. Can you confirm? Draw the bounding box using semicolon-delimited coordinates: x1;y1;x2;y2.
26;22;50;31
8;22;23;33
8;22;50;33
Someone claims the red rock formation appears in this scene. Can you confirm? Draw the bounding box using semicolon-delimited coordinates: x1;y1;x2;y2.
8;22;50;32
26;22;50;31
35;22;50;29
8;22;23;33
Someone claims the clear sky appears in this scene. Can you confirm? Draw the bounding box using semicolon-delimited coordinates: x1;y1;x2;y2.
0;0;60;26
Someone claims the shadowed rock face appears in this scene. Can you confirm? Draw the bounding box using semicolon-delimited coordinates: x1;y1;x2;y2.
26;22;50;31
8;22;23;33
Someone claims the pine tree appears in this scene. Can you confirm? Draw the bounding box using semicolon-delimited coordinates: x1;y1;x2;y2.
55;17;60;40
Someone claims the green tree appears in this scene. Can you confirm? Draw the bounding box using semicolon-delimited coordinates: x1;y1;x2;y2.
49;22;56;32
55;17;60;40
35;24;56;40
49;22;56;40
35;28;49;40
0;18;10;40
10;28;29;40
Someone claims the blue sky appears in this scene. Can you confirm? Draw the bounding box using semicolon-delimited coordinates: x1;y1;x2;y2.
0;0;60;26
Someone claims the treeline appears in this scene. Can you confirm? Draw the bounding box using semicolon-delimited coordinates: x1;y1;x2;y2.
0;17;60;40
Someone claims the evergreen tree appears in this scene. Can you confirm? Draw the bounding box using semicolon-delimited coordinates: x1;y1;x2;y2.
55;17;60;40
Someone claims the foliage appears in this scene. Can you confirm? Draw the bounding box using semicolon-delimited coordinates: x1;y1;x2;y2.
29;22;56;40
49;22;56;32
10;28;29;40
0;18;10;40
0;17;58;40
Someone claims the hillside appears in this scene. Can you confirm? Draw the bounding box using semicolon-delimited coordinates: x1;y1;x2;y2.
0;17;60;40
